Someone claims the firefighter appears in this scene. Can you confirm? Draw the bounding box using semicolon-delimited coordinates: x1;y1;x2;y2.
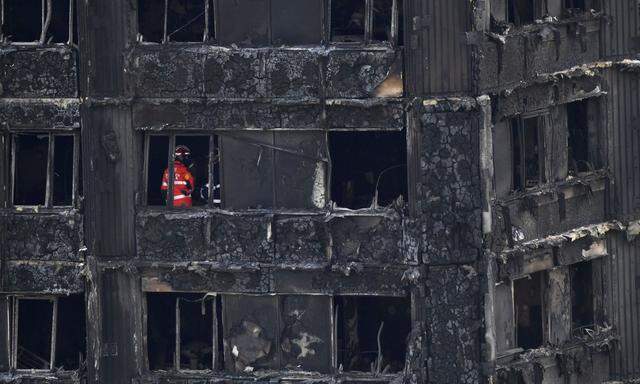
161;145;195;207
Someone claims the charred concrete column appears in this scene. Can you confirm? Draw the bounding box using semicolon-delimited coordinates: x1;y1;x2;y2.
77;1;141;383
418;99;484;383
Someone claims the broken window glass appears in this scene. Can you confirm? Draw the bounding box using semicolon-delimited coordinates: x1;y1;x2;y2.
514;272;544;350
222;295;279;372
335;296;410;373
12;133;80;207
331;0;365;42
216;0;269;46
13;134;49;206
270;0;323;45
508;0;535;25
279;296;332;372
512;116;545;191
147;292;218;371
329;130;407;209
219;131;326;210
55;294;86;370
567;100;592;174
571;261;594;332
145;134;220;208
221;295;332;373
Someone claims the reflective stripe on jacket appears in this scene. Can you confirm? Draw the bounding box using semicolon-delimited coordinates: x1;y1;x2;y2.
161;161;195;207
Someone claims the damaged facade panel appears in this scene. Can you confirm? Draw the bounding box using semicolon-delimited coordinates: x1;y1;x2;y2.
0;47;78;98
420;0;471;95
476;18;601;92
0;99;80;130
136;211;408;267
418;105;483;265
129;46;402;100
4;213;83;261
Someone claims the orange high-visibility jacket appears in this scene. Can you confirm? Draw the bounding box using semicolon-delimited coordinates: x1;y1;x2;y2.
161;161;195;207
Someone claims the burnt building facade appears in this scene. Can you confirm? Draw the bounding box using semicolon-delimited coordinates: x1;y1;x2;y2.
0;0;639;383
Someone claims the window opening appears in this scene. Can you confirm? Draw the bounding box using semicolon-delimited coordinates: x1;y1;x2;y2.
166;0;206;42
215;0;268;46
12;133;80;207
372;0;392;42
14;298;54;370
514;272;544;350
13;134;48;206
329;130;407;209
571;261;594;333
512;116;545;191
179;294;214;370
508;0;535;25
331;0;365;42
146;135;169;206
396;0;403;46
47;0;71;43
147;293;218;371
138;0;211;43
567;100;591;174
270;0;323;45
147;293;176;370
2;0;42;42
53;135;74;206
8;296;85;371
138;0;165;42
145;134;220;208
335;296;410;373
54;294;85;370
564;0;586;11
1;0;75;44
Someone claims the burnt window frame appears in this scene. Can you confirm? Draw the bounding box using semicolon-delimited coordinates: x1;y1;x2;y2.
332;294;412;374
142;132;221;209
329;0;401;46
9;296;57;372
137;0;213;44
325;0;403;47
510;112;547;192
142;291;412;375
0;0;76;45
328;128;408;210
512;271;547;350
570;260;596;336
144;292;219;372
9;131;81;209
566;98;603;176
136;0;402;47
504;0;546;26
5;294;85;372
